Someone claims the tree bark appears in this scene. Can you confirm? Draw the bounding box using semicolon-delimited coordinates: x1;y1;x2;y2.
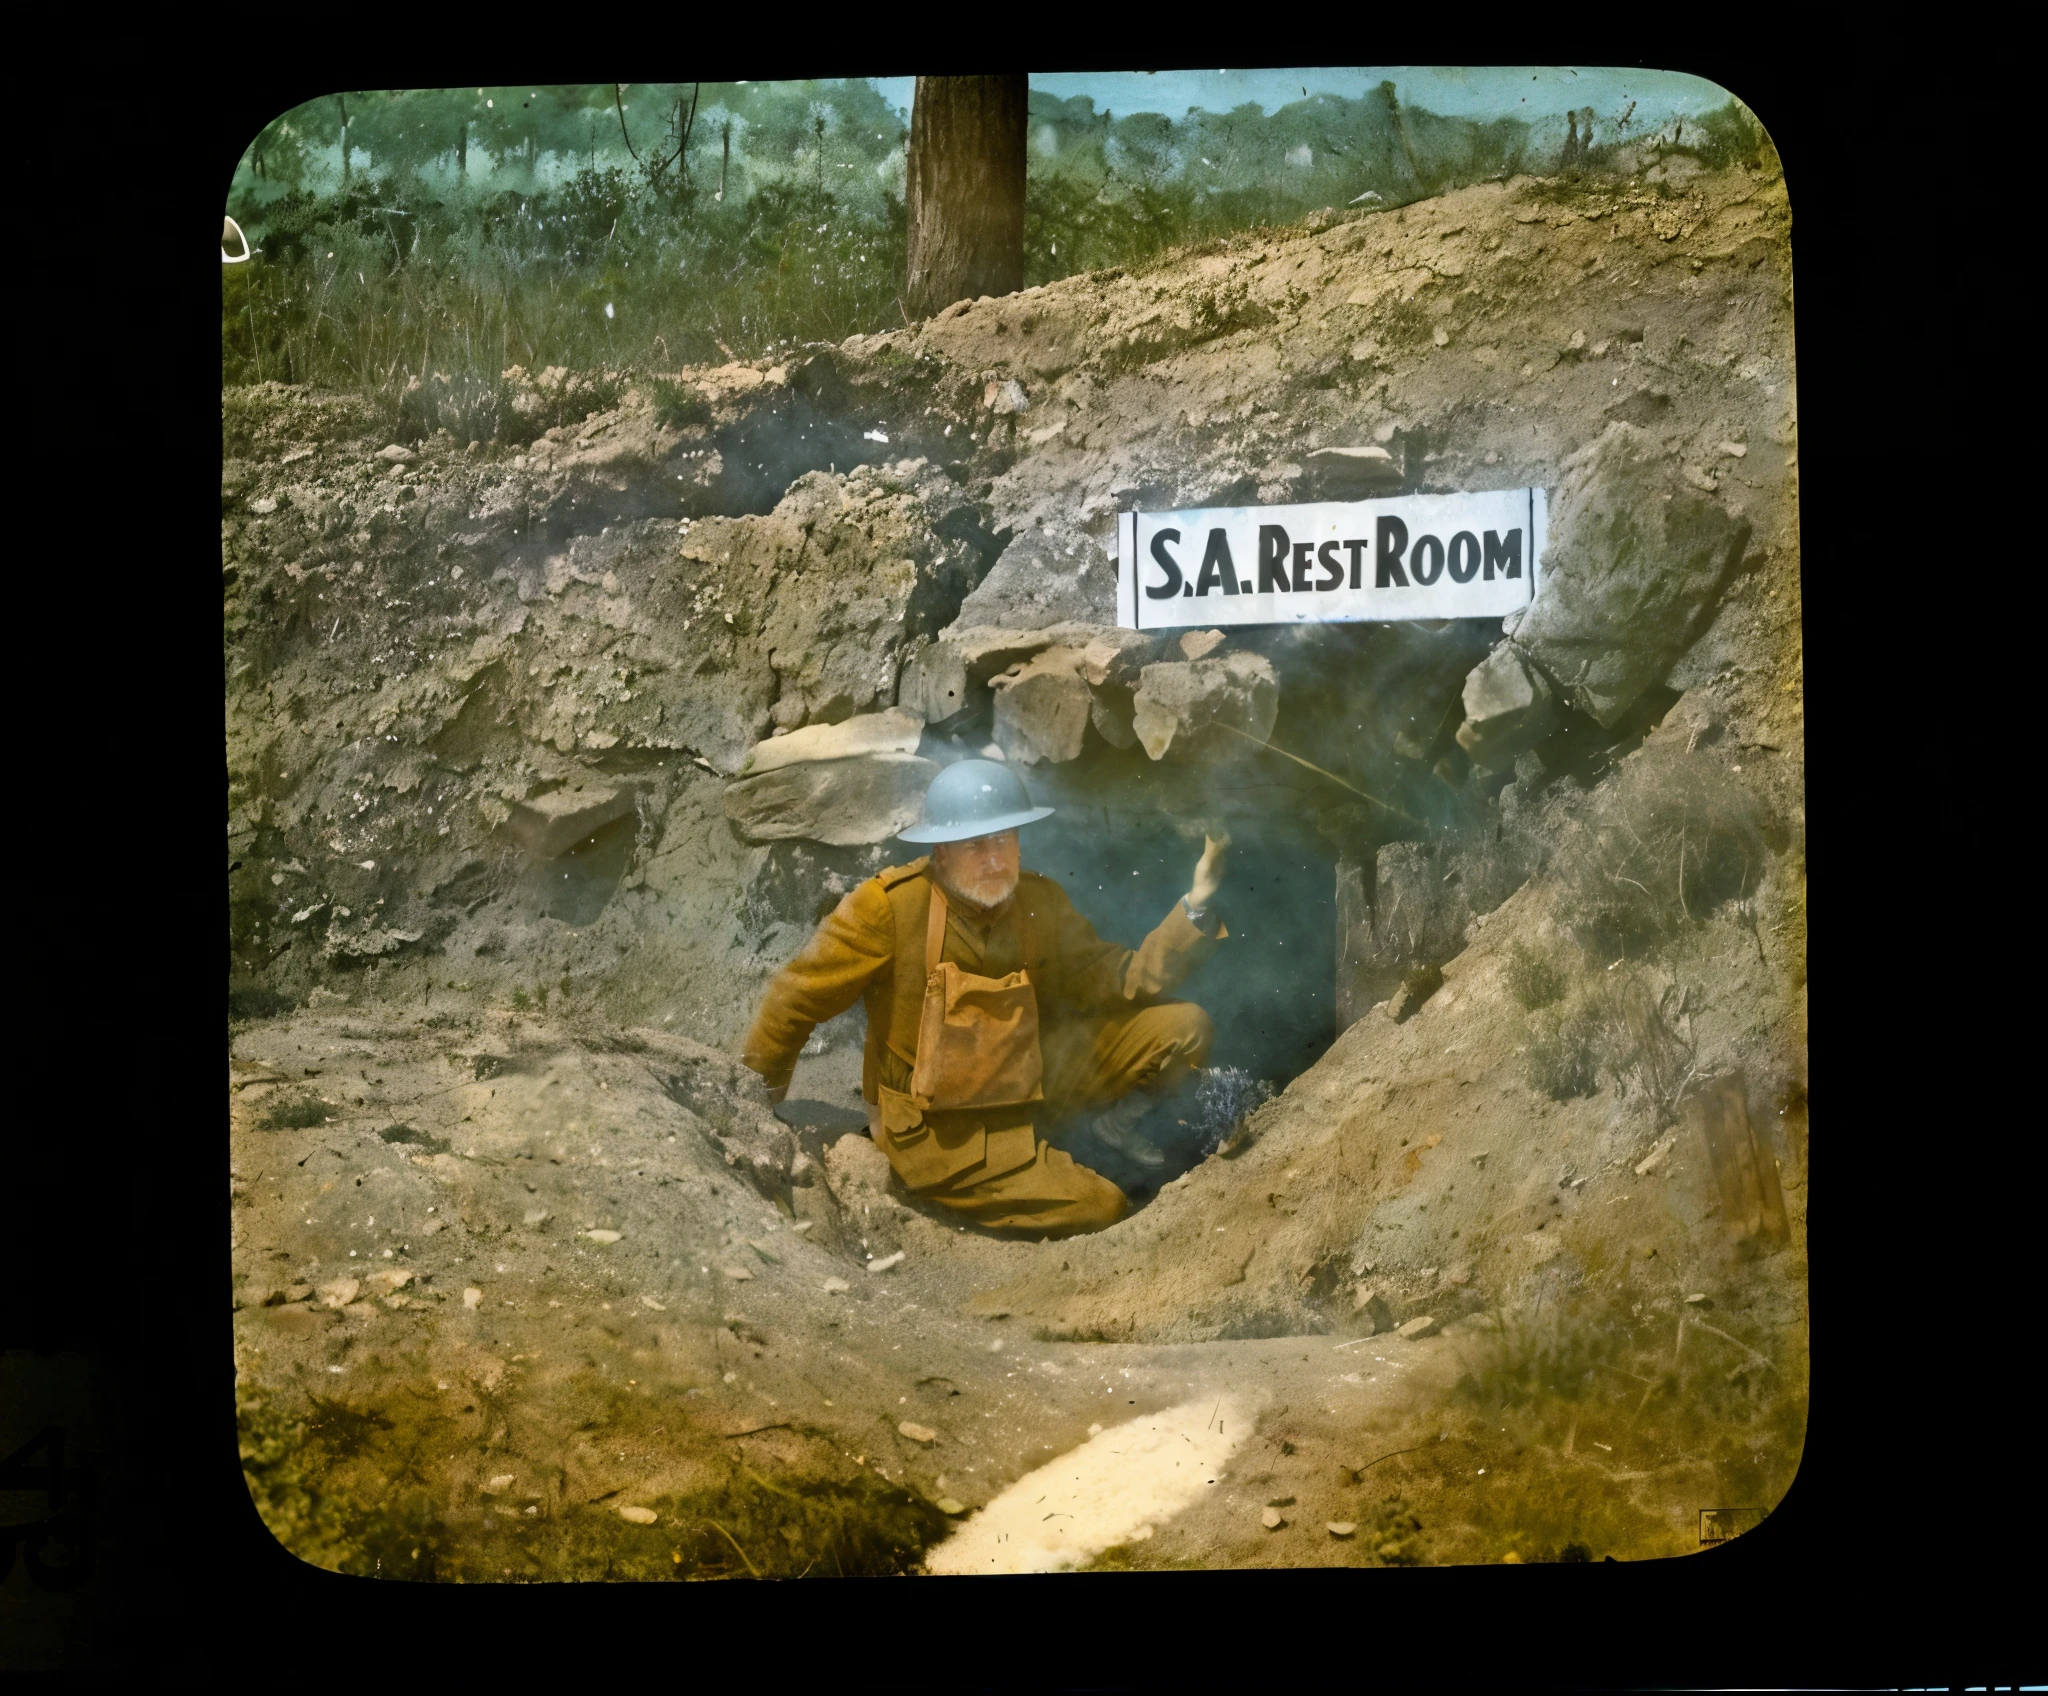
905;75;1026;319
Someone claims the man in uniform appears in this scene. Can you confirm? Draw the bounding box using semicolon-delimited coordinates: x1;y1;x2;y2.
741;760;1228;1236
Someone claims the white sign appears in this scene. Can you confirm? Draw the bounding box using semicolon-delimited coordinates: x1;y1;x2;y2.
1114;489;1545;630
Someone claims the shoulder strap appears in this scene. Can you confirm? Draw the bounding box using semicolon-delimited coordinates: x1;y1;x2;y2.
1020;898;1037;981
925;880;948;977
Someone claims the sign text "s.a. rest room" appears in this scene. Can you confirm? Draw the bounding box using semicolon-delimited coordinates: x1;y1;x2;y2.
1115;488;1546;630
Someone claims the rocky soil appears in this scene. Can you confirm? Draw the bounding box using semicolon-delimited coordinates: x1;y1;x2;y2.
227;149;1806;1576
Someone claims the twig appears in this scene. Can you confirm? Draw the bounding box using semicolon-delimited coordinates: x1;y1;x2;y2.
1350;1443;1427;1475
721;1423;793;1440
740;1465;808;1506
1213;722;1428;826
1686;1316;1774;1372
704;1517;761;1579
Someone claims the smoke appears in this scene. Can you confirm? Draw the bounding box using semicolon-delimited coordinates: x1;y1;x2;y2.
1183;1066;1276;1158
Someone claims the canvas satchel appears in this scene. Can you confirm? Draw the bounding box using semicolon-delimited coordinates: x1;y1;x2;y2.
909;883;1044;1111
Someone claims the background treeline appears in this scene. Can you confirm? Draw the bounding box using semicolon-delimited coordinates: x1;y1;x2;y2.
222;81;1768;439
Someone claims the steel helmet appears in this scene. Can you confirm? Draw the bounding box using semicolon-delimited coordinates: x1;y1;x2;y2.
897;758;1054;844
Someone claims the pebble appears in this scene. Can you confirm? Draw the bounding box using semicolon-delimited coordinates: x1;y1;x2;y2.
898;1422;938;1444
1684;1292;1708;1304
1327;1522;1357;1538
1261;1507;1285;1530
1502;1550;1523;1564
1397;1315;1440;1339
318;1278;360;1310
822;1277;850;1294
585;1229;622;1244
935;1497;968;1516
483;1475;515;1494
867;1251;906;1274
720;1265;755;1281
616;1505;658;1525
523;1208;551;1226
463;1287;483;1310
640;1296;667;1312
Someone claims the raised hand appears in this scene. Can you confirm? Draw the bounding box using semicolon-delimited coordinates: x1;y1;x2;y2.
1189;831;1230;911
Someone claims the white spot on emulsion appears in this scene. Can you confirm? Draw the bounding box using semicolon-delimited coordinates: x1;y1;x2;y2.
924;1394;1260;1575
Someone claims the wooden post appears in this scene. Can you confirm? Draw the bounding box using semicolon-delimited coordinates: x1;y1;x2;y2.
1684;1073;1787;1247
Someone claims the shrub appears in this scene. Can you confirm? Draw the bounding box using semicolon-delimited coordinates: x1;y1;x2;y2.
258;1092;331;1130
647;374;712;429
1526;1000;1601;1100
1504;940;1567;1011
1553;744;1767;959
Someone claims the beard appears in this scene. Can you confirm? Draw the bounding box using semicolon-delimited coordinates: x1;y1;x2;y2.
934;860;1018;912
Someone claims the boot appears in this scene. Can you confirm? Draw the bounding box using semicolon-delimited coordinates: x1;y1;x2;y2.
1090;1091;1166;1169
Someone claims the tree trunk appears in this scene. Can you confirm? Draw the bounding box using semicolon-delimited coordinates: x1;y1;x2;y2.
905;75;1026;319
338;94;351;186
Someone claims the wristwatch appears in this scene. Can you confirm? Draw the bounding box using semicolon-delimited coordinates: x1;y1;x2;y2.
1183;896;1220;935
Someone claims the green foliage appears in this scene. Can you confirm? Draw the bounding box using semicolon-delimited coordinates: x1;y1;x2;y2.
1504;941;1568;1011
1553;746;1768;960
1525;999;1602;1100
223;81;1766;432
1364;1494;1428;1565
1451;1274;1808;1563
238;1373;950;1581
257;1091;331;1130
647;375;711;429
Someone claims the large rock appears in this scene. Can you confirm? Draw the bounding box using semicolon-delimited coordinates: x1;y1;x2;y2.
990;648;1093;765
738;707;923;777
722;753;939;846
679;464;991;740
898;622;1109;725
1334;842;1474;1027
1454;642;1561;773
1076;628;1162;688
1129;653;1278;762
1511;423;1751;727
504;779;638;858
949;522;1117;632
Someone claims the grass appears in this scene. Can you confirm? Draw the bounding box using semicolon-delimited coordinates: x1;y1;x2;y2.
236;1374;950;1581
1448;1272;1808;1563
646;374;712;429
1525;1000;1602;1099
257;1092;332;1130
1504;940;1567;1011
1553;743;1768;960
1522;969;1693;1111
377;1122;451;1154
223;97;1777;445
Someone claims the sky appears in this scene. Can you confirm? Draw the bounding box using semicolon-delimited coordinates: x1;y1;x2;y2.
868;67;1739;128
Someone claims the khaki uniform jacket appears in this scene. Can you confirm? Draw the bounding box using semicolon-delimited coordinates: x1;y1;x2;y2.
742;857;1222;1109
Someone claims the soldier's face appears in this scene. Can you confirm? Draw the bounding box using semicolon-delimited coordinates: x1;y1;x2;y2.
933;829;1020;910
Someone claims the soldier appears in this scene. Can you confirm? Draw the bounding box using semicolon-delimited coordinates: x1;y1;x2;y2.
741;760;1228;1236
